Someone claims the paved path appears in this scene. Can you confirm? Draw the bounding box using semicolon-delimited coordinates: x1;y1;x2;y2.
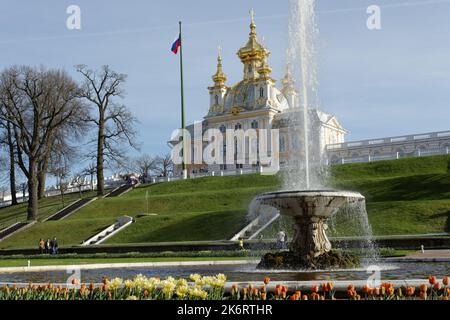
0;260;258;274
387;249;450;262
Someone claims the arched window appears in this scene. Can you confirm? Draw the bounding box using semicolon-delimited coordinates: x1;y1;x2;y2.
215;95;219;105
251;120;258;129
259;87;264;98
219;125;226;133
235;123;242;130
248;64;252;73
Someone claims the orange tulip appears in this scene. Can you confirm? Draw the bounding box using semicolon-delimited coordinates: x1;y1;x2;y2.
419;284;428;292
443;276;449;286
406;286;416;296
302;294;308;300
311;285;319;293
347;284;355;292
261;293;267;300
362;284;370;294
263;277;270;285
374;287;380;296
428;276;437;285
295;290;301;297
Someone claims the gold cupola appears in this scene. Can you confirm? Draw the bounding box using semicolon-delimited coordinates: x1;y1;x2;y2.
237;9;270;80
258;57;273;80
210;47;227;88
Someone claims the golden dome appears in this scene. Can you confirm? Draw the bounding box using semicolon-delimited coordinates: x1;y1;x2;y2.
237;10;270;63
211;48;227;87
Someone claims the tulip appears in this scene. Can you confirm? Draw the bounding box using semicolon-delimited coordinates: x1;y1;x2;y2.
443;276;449;286
71;278;80;285
261;293;267;300
406;287;415;297
295;290;301;298
263;277;270;285
362;284;370;294
321;283;328;292
302;295;308;300
311;285;319;293
419;284;428;293
434;283;442;291
428;276;437;285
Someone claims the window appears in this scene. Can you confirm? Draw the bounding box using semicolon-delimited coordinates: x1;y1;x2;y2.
219;125;226;133
251;120;258;129
215;95;219;105
248;64;252;73
259;87;264;98
235;123;242;130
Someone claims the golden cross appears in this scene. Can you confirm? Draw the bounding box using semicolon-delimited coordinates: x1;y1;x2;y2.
249;8;255;24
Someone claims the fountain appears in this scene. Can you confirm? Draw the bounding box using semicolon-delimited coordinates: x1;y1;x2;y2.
256;190;363;269
255;0;376;270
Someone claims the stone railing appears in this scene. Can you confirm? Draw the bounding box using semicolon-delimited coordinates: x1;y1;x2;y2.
326;130;450;151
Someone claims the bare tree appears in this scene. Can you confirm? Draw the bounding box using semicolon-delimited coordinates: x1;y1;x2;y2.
155;153;174;177
134;154;157;182
76;65;138;196
0;104;18;205
71;172;87;198
0;66;85;220
82;162;97;191
49;155;71;207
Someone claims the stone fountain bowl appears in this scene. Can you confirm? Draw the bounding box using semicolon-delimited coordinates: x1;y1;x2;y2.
255;190;365;219
255;190;366;270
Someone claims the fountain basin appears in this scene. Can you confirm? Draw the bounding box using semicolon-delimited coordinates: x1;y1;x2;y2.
256;190;365;269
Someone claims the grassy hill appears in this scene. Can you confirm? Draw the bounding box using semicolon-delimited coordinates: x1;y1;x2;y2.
0;155;449;249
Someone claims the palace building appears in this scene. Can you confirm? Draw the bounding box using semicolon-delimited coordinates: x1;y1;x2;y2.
170;14;450;176
171;15;347;175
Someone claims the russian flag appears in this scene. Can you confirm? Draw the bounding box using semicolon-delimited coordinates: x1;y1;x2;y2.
171;34;181;54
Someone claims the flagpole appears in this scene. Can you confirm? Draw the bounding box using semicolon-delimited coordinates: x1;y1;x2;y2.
179;21;187;179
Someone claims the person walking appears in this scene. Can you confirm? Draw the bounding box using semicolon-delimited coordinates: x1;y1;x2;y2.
38;239;45;254
45;238;51;254
52;237;59;255
277;231;286;250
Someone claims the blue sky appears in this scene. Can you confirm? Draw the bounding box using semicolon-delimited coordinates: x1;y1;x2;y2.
0;0;449;158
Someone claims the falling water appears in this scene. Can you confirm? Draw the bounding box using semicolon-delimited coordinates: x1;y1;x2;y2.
328;200;380;265
283;0;320;190
247;0;380;266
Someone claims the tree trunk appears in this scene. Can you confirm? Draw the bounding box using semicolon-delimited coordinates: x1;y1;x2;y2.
27;160;39;221
96;114;105;196
6;123;18;206
37;159;49;199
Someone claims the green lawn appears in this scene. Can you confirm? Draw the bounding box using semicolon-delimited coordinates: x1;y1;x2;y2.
1;155;449;249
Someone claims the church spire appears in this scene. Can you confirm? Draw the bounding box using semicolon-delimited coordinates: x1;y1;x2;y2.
237;9;271;80
211;46;227;87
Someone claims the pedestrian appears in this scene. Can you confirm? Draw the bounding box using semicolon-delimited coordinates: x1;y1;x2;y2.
277;231;286;249
45;238;51;254
239;238;245;251
38;238;45;254
49;238;54;255
52;237;59;255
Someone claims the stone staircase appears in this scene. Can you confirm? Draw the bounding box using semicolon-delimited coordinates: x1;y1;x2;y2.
105;184;137;198
231;207;280;241
0;221;35;242
81;216;134;246
45;198;96;221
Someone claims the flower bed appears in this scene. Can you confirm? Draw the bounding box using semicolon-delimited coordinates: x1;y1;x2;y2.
0;274;448;300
